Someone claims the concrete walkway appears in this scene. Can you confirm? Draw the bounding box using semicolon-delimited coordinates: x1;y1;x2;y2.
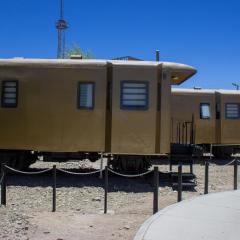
134;190;240;240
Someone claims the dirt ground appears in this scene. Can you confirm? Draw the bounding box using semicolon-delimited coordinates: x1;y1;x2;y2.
0;159;239;240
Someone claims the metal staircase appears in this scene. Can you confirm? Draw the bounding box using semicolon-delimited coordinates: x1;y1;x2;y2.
169;155;197;190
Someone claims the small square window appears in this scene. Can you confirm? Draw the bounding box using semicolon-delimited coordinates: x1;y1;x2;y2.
1;81;18;108
121;81;149;110
225;103;240;119
78;82;94;109
200;103;210;119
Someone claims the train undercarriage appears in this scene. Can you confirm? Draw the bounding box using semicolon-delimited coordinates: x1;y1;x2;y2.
0;150;37;170
0;150;152;172
0;145;240;172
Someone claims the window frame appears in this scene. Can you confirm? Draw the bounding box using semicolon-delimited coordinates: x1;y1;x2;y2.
225;103;240;119
77;82;95;110
200;103;211;120
120;80;149;111
1;80;18;108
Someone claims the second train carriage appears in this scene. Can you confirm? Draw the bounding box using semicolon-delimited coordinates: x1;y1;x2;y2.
0;58;196;171
171;88;240;157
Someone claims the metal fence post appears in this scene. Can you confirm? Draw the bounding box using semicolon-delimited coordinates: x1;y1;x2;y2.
52;165;56;212
169;155;172;172
153;167;159;214
1;164;6;206
204;161;209;194
234;159;238;190
190;156;193;174
99;152;104;179
178;163;182;202
104;166;108;214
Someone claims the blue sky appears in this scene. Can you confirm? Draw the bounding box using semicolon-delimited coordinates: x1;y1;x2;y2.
0;0;239;89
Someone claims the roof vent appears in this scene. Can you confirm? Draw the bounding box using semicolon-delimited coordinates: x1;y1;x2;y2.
70;55;83;60
112;56;142;61
194;86;202;90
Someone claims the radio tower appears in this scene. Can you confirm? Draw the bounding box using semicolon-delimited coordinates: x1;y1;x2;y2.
56;0;68;58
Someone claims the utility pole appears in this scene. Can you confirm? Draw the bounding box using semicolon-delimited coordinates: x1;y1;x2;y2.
56;0;68;59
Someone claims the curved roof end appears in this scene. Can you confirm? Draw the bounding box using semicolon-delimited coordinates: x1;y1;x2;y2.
162;62;197;85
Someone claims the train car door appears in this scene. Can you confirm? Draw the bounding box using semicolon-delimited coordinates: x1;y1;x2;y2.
110;62;158;155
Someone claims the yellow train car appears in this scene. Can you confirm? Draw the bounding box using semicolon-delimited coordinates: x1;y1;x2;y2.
0;58;196;170
171;88;216;145
171;88;240;157
216;90;240;144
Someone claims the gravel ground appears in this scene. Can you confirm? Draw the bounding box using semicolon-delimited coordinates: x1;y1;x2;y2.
0;158;239;240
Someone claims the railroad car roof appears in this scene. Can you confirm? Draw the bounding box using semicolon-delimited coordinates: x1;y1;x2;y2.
172;88;240;95
0;58;197;85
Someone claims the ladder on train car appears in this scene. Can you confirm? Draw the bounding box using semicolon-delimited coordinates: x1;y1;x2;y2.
170;114;197;189
174;114;195;145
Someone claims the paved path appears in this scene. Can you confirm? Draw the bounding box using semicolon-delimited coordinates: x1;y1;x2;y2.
134;190;240;240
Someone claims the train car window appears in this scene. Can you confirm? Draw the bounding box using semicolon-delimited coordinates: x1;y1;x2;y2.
78;82;94;109
1;80;18;108
120;81;149;110
225;103;240;119
200;103;210;119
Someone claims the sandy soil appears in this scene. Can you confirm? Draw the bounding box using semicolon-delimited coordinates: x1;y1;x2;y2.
0;159;239;240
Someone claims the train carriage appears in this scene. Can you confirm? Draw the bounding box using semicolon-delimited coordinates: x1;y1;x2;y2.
0;58;196;171
171;88;216;145
217;90;240;144
171;88;240;157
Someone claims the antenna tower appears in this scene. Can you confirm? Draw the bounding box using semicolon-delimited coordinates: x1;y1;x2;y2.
56;0;68;58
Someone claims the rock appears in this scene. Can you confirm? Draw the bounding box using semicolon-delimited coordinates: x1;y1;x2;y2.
123;225;130;230
92;197;101;202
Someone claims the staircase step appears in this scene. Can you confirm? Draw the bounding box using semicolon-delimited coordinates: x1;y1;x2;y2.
172;182;197;189
170;160;193;165
171;173;196;179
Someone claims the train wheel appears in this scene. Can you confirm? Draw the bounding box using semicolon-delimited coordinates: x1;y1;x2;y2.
212;146;233;159
88;152;99;162
0;151;37;171
110;155;151;173
16;152;37;170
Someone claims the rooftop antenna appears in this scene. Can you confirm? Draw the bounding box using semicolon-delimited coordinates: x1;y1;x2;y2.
155;50;160;62
232;83;239;90
56;0;68;59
